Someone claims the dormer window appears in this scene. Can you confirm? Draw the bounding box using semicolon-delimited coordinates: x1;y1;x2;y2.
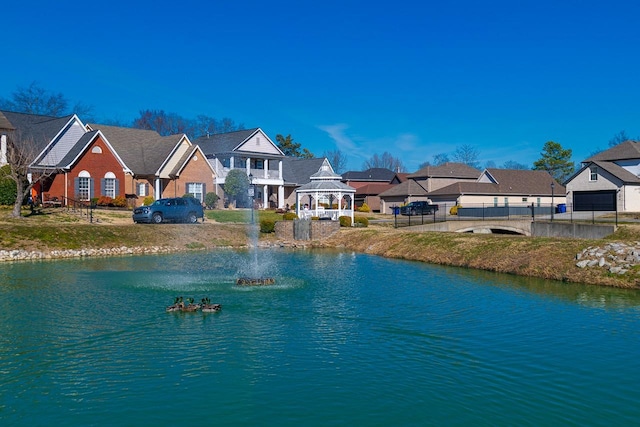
589;166;598;181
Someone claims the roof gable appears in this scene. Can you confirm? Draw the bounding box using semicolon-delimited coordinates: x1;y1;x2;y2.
193;128;285;157
54;130;130;172
87;124;179;176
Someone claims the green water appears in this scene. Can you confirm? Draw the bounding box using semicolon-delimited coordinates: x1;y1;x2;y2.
1;249;639;426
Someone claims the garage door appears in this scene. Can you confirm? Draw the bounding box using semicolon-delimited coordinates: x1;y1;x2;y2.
573;190;616;211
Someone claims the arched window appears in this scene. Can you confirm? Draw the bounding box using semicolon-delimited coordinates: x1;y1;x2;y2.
75;170;92;201
101;172;118;198
91;146;103;154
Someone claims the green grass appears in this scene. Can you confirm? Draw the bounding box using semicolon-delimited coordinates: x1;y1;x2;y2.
206;209;284;223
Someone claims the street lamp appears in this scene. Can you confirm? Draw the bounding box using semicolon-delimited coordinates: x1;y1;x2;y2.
248;173;255;224
551;181;555;221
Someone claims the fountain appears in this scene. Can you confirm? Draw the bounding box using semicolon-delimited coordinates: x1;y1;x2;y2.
237;173;276;286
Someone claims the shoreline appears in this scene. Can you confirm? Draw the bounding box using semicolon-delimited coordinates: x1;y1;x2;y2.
1;216;639;289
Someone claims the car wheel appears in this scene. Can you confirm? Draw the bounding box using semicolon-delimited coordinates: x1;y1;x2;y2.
152;213;163;224
186;212;198;224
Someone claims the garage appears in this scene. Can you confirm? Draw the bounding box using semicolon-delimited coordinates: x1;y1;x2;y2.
573;190;617;211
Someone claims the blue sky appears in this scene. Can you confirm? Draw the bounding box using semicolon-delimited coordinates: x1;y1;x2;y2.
3;0;639;172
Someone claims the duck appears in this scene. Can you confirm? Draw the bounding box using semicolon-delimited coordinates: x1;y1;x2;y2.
201;297;222;313
181;297;201;312
166;296;185;312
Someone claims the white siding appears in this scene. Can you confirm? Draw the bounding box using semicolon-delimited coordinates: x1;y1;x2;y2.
40;120;85;166
236;130;281;155
622;186;640;211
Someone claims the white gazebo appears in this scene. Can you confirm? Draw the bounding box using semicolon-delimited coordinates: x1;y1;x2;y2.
295;159;356;225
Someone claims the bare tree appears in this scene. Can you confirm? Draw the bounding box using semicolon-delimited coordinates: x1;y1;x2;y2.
362;152;405;172
323;149;348;174
452;144;481;169
609;130;630;147
4;130;57;218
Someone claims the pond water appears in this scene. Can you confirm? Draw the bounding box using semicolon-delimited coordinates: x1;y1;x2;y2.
1;249;640;426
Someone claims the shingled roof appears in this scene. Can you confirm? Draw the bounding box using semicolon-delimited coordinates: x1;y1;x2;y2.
429;168;565;196
1;110;75;152
87;124;182;176
342;167;397;182
192;128;260;155
378;179;428;197
585;140;640;162
408;162;481;179
282;157;327;185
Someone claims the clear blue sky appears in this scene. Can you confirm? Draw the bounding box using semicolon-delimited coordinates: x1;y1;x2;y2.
3;0;639;172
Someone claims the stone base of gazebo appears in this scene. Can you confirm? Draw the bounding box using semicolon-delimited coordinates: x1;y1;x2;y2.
275;219;340;241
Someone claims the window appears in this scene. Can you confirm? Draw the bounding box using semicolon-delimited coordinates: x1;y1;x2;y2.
522;197;528;202
91;146;102;154
493;197;498;207
589;166;598;181
137;182;148;197
186;182;205;202
536;197;541;207
504;197;509;206
101;172;118;198
75;170;92;201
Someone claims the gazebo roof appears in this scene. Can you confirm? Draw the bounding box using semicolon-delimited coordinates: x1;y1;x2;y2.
296;159;355;193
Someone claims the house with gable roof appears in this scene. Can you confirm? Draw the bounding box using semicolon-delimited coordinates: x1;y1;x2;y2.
341;167;407;211
1;110;92;202
564;141;640;212
0;110;216;208
378;162;481;214
194;128;331;210
427;168;565;209
86;124;215;206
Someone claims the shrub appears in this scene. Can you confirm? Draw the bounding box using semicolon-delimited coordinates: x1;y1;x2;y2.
450;205;459;215
339;216;352;227
354;216;369;227
204;192;219;209
357;203;371;212
143;196;154;206
113;195;127;207
96;196;113;206
0;165;16;205
260;219;276;233
282;212;298;221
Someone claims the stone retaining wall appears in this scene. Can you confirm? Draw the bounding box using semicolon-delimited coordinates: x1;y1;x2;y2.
0;246;178;262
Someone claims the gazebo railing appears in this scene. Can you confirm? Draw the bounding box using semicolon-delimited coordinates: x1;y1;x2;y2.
299;208;353;220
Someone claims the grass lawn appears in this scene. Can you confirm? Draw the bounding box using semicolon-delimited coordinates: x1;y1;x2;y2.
206;209;285;223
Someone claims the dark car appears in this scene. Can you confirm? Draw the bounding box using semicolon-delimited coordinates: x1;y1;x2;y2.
400;201;439;216
133;197;204;224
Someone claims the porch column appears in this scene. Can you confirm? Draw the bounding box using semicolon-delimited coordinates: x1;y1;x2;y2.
278;160;283;179
262;184;267;209
246;157;251;175
0;134;6;165
155;177;162;199
264;159;269;178
278;185;284;209
296;192;300;218
230;156;235;169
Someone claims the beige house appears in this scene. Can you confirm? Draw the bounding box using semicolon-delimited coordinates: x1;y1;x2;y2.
378;162;481;214
428;168;566;210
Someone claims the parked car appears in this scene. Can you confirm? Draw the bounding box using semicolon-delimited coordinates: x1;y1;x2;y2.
400;201;439;216
133;197;204;224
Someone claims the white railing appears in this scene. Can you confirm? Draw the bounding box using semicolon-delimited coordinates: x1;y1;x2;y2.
299;208;353;220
